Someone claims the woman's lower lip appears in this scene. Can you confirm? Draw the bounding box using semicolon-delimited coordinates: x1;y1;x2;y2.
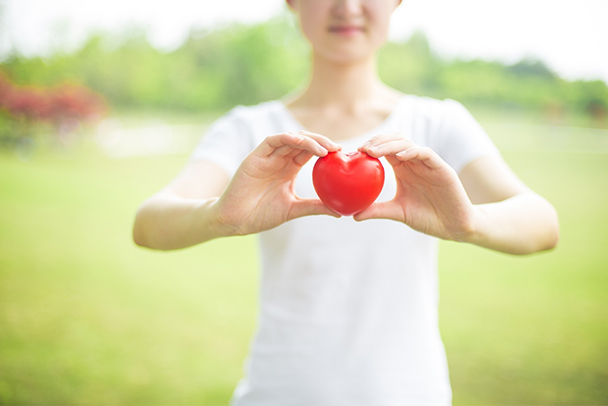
330;28;363;36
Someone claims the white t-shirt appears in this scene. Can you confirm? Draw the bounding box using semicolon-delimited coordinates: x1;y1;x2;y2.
190;94;500;406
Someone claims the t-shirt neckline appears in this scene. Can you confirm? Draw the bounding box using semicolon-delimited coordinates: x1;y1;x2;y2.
274;95;408;146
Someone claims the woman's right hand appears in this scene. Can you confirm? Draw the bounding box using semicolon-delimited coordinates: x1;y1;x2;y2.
212;130;342;236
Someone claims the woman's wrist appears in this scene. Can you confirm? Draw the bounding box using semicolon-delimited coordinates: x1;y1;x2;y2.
134;195;237;250
452;193;559;255
442;203;482;245
452;205;486;245
198;197;243;240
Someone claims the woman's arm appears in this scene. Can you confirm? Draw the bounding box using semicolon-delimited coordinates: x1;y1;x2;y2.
133;131;341;251
133;161;232;250
457;156;559;255
357;133;559;255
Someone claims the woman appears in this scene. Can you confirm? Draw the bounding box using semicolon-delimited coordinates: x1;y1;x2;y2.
133;0;559;404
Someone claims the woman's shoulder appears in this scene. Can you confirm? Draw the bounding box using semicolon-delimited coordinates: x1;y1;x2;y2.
400;94;467;119
396;94;488;151
398;94;481;141
206;99;293;145
219;99;285;124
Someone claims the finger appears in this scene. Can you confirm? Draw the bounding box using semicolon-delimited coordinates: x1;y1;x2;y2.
284;148;303;160
263;132;329;158
395;146;444;169
383;153;402;168
289;198;342;220
353;200;404;222
258;132;302;156
297;130;342;152
358;132;411;153
293;150;314;167
364;139;413;159
272;144;295;157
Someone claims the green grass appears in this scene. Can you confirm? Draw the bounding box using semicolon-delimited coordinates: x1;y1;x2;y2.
0;116;607;405
0;145;258;405
440;151;608;405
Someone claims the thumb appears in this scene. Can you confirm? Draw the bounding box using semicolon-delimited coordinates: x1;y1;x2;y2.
353;201;404;222
289;198;342;220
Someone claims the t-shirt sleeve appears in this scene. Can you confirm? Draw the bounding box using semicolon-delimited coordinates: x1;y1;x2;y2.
433;99;501;173
188;106;256;178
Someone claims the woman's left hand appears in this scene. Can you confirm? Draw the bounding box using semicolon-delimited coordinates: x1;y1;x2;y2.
356;132;477;241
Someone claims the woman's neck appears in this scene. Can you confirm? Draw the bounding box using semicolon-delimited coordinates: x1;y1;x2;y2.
285;52;399;112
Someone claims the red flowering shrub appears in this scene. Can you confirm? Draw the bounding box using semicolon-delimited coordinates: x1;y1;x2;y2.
0;73;107;149
46;83;107;123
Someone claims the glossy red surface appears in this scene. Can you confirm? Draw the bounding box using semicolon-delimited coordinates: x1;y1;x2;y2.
312;151;385;216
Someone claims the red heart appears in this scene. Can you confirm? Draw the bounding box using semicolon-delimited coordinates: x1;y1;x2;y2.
312;151;385;216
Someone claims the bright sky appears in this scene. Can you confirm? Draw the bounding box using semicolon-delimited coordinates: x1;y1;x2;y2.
1;0;607;83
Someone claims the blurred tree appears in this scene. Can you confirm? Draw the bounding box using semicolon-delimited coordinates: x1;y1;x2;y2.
507;58;557;79
168;17;308;111
1;17;606;121
378;31;443;97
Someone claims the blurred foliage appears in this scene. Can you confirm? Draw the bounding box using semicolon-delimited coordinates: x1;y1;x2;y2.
378;32;608;123
0;18;309;113
1;16;607;124
0;72;107;152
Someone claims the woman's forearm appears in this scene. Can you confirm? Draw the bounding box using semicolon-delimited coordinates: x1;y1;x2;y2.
133;194;231;250
462;192;559;255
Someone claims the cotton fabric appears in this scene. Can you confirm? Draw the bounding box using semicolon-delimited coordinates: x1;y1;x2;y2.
190;95;500;406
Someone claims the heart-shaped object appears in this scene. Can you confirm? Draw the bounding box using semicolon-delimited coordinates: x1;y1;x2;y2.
312;151;385;216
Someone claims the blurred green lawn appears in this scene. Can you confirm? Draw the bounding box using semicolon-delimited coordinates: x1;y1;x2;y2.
1;112;607;405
